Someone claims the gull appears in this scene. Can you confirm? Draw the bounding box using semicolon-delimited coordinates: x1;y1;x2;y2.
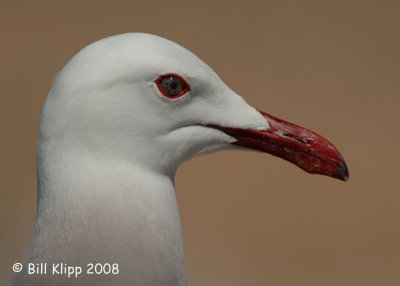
9;33;348;286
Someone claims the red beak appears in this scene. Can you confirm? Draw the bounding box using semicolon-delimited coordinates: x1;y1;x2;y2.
210;110;349;181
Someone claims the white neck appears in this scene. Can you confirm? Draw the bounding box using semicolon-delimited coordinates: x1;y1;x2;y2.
12;142;186;286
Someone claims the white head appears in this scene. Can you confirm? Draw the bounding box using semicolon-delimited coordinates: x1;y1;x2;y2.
39;33;269;176
40;32;347;180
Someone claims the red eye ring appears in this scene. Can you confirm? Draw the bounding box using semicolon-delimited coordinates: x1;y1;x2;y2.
155;74;190;99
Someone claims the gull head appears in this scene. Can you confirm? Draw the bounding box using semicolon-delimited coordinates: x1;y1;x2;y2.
40;33;348;180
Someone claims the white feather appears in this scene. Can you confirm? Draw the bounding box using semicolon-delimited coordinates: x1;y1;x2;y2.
9;33;269;286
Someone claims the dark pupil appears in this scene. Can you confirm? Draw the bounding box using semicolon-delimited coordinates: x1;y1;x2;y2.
161;76;184;96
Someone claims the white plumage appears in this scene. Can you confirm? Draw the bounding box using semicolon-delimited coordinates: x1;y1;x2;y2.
9;33;268;286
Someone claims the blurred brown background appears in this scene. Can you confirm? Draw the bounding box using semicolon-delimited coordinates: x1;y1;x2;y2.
1;0;399;285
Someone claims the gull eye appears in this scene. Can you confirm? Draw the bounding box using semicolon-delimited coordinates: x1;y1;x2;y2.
156;74;190;98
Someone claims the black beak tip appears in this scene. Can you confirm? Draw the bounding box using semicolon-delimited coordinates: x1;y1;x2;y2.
336;159;349;182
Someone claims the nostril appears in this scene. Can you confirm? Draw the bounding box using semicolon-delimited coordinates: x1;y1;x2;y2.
283;133;310;144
